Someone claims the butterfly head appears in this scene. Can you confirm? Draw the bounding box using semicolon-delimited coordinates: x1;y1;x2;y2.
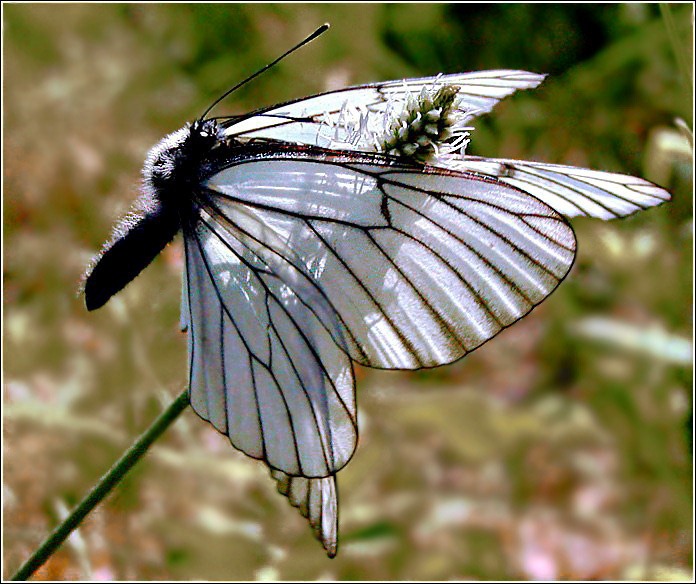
190;118;223;146
143;119;223;200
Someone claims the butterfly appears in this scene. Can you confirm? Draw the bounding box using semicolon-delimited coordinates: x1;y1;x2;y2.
83;39;670;557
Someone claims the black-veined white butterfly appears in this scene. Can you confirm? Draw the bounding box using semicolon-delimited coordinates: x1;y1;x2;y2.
83;26;670;557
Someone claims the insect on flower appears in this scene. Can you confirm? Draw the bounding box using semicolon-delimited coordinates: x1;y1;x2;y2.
83;25;671;557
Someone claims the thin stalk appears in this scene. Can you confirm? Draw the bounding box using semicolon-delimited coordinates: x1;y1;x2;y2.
11;389;191;581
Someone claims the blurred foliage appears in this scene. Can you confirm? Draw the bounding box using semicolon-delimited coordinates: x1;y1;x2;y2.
3;3;693;581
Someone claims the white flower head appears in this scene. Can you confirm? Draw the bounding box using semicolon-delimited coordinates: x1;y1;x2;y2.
316;78;474;163
374;82;473;163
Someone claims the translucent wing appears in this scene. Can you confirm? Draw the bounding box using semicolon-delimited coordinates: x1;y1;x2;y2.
271;470;338;557
222;70;545;148
183;206;357;478
201;146;577;371
441;155;672;220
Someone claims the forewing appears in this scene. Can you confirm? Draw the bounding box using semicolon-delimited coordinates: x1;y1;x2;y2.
183;206;357;477
444;156;671;219
222;70;545;148
271;470;338;558
203;149;577;370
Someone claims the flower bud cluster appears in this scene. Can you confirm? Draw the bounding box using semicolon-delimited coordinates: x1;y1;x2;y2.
377;85;466;163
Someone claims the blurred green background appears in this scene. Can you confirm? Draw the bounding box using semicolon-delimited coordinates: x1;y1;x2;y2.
3;3;692;580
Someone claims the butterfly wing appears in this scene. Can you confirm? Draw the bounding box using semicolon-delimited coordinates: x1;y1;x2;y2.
271;470;338;557
222;70;545;148
441;155;672;219
201;147;577;371
183;204;357;478
183;184;349;553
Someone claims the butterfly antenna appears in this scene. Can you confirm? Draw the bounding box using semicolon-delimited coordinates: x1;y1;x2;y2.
199;23;330;121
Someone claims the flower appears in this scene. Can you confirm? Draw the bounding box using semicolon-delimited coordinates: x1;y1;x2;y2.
377;84;471;163
316;77;474;163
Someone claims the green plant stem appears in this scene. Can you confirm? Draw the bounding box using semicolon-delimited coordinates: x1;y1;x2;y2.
11;389;190;581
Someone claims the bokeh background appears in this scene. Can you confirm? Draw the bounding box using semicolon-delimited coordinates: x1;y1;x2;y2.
3;3;693;580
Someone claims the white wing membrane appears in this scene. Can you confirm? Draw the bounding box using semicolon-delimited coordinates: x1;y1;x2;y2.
184;209;357;477
224;70;545;148
203;152;576;371
440;156;671;220
271;470;338;557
